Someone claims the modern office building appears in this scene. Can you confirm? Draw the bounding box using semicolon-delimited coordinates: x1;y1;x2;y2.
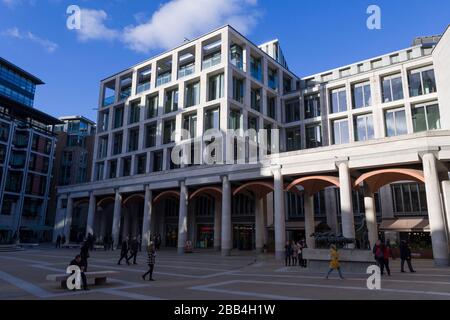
56;25;450;265
47;116;96;240
0;57;60;244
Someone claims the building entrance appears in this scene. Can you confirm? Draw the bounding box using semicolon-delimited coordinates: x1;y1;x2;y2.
233;224;254;250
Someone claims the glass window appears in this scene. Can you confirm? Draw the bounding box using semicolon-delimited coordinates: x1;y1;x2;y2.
332;119;349;145
354;114;374;142
145;123;157;148
268;68;278;90
412;103;440;132
5;171;23;192
392;183;427;216
183;113;197;139
229;109;241;130
113;106;124;128
185;81;200;108
113;132;123;155
352;82;371;109
129;100;141;124
152;150;163;172
146;94;158;119
98;136;108;158
250;56;262;82
305;124;322;148
251;87;261;112
0;122;10;142
122;157;131;176
330;88;347;113
95;162;104;181
385;108;407;137
286;127;301;151
128;127;139;152
230;44;243;70
136;154;147;174
178;62;195;79
304;94;320;119
204;108;220;131
208;73;224;101
382;74;404;103
109;160;117;179
267;96;276;119
163;119;176;144
408;68;436;97
164;88;178;113
232;77;244;103
285;99;300;123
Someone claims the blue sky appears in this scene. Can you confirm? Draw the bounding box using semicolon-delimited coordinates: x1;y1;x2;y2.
0;0;449;121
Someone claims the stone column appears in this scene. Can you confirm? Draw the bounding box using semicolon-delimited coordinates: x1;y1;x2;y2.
337;160;355;248
364;188;378;250
142;186;153;247
214;197;222;251
177;180;188;254
122;210;130;240
53;196;64;242
324;187;339;233
86;192;96;237
422;153;449;266
112;190;122;250
441;181;450;243
64;196;73;244
273;166;286;260
304;194;316;249
255;198;264;252
221;175;232;256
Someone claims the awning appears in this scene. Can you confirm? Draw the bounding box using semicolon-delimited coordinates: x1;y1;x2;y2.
379;218;430;232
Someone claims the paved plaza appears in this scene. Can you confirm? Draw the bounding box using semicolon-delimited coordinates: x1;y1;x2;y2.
0;246;450;300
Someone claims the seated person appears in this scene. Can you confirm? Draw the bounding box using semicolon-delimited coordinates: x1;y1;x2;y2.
69;254;89;290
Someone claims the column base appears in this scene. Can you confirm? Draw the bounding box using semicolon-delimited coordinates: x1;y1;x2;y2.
255;247;264;253
214;245;221;251
221;248;231;256
177;247;185;255
433;257;450;267
275;250;284;260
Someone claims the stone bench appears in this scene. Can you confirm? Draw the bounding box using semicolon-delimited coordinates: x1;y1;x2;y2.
46;271;119;288
303;248;376;273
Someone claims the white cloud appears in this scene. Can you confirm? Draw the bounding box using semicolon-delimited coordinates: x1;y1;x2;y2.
1;0;36;8
1;27;58;52
122;0;260;53
75;9;119;41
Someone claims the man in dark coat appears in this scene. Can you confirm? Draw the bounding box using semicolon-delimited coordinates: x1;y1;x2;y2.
400;240;416;273
117;238;130;265
56;235;61;248
80;241;90;272
127;237;139;265
69;255;89;290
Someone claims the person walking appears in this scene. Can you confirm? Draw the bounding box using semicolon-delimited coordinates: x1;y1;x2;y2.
69;254;89;291
325;244;344;279
61;234;66;245
284;241;292;266
117;238;130;265
155;234;161;250
383;241;392;276
56;234;61;249
80;241;90;272
137;234;142;252
297;241;304;267
373;240;385;275
291;241;298;266
142;242;156;281
127;237;139;265
400;240;416;273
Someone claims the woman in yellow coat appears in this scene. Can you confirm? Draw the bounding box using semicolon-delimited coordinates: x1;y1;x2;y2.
325;244;344;279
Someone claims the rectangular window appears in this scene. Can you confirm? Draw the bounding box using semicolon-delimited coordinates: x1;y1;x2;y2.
229;109;241;130
122;157;131;177
305;124;322;149
204;108;220;131
0;122;10;142
330;88;347;113
136;66;151;94
146;94;158;119
113;106;124;128
232;77;244;103
268;68;278;90
250;55;262;82
109;160;117;179
267;96;276;119
286;127;301;151
382;74;404;103
136;154;147;174
129;100;141;124
113;132;123;155
332;119;349;145
251;87;261;112
183;113;197;139
408;67;436;97
98;136;108;158
208;73;224;101
185;81;200;108
145;123;157;148
392;183;427;216
352;82;371;109
95;162;104;181
99;111;109;132
412;103;441;132
164;88;178;113
163;119;176;144
285;99;300;123
230;44;243;70
152;150;163;172
385;108;407;137
128;127;139;152
304;94;320;119
354;114;374;142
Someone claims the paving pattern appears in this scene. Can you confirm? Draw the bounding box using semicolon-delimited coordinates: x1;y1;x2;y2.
1;246;450;300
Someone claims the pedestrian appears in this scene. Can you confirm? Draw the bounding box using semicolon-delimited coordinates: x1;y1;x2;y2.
156;234;161;250
373;239;385;275
80;241;90;272
291;241;298;266
56;234;61;248
325;244;344;279
61;234;66;246
297;241;304;267
400;240;416;273
87;233;94;251
284;241;292;266
383;241;392;276
69;254;89;290
127;237;139;265
137;234;142;252
142;242;156;281
117;238;130;265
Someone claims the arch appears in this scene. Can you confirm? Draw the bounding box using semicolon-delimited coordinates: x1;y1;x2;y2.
73;199;89;208
97;196;115;208
233;181;274;199
353;168;425;193
189;186;222;200
123;194;145;205
153;190;180;204
285;175;340;196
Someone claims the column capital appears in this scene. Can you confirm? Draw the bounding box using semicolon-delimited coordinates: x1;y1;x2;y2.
270;164;282;174
334;156;349;167
179;179;187;187
418;148;440;159
220;175;229;182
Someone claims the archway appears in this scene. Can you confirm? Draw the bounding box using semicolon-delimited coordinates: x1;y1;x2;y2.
153;190;180;248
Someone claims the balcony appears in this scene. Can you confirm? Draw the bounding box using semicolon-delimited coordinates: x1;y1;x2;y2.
178;64;195;79
156;72;171;87
136;82;150;94
103;95;115;107
202;52;221;70
119;87;131;101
